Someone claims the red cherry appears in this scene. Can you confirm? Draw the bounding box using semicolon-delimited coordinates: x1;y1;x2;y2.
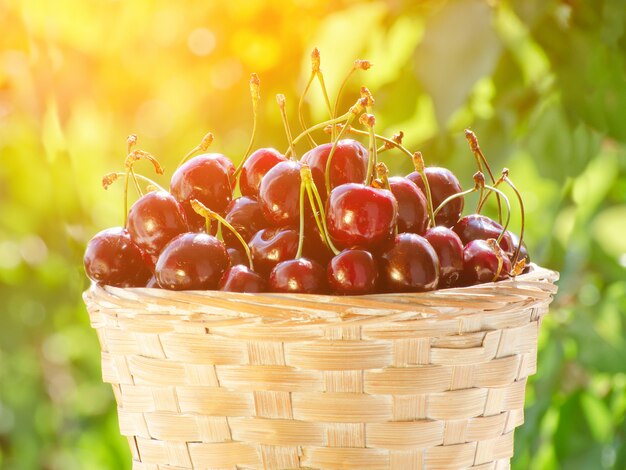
223;196;268;247
126;190;188;257
170;154;233;229
301;139;368;201
303;220;334;265
327;249;378;295
461;239;512;286
227;247;248;267
258;160;302;227
249;227;299;277
408;167;463;227
380;233;439;292
326;183;398;250
423;226;463;288
269;258;327;294
388;176;428;235
453;214;514;257
239;148;287;197
155;232;230;290
83;227;152;287
219;265;267;293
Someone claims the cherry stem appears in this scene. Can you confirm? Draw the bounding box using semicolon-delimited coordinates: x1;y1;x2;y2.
465;129;502;223
236;73;261;175
190;199;254;271
376;131;404;155
302;165;340;256
360;113;377;185
295;167;308;259
324;112;358;196
433;171;484;219
315;72;334;139
412;152;436;228
277;94;297;160
123;148;164;227
102;172;167;193
178;132;215;169
298;71;318;148
486;238;505;281
376;162;397;236
501;169;525;270
286;103;360;158
483;183;511;244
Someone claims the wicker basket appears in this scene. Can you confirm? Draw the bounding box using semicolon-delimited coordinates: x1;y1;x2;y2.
83;264;558;470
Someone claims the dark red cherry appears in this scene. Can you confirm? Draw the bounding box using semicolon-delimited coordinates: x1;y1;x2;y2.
301;139;368;201
269;258;327;294
380;233;439;292
223;196;268;247
327;249;378;295
126;190;188;257
227;247;247;267
239;148;287;197
453;214;514;257
461;239;512;286
388;176;428;234
258;160;302;227
424;226;463;288
249;227;299;277
212;153;237;186
83;227;152;287
155;232;230;290
219;265;267;293
170;154;233;229
408;167;463;227
326;183;398;250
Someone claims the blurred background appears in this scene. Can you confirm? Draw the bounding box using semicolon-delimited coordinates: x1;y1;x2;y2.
1;0;625;468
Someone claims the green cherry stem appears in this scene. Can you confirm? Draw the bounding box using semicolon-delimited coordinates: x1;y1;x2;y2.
295;168;307;259
465;129;502;223
298;50;319;148
233;75;261;178
412;152;436;229
302;165;340;256
433;171;484;219
190;199;254;271
332;60;373;120
277;94;297;160
360;113;377;185
501;169;525;271
483;183;511;245
102;172;167;193
178;131;215;169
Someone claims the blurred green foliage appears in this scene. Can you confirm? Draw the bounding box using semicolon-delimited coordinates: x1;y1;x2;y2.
1;0;625;468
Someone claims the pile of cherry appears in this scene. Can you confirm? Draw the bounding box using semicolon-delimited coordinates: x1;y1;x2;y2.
84;58;529;296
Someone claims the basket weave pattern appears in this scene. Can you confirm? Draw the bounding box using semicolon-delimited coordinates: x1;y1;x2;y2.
84;266;558;470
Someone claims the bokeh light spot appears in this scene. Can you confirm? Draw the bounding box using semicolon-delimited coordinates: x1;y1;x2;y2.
187;28;216;57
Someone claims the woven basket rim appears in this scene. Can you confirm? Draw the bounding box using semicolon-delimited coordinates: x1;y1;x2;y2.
84;264;558;327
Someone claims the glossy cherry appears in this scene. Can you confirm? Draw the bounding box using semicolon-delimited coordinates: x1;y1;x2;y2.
170;154;233;230
249;227;299;277
380;233;439;292
258;160;302;227
126;190;188;257
219;265;267;293
508;230;530;265
461;239;512;286
227;247;248;267
223;196;268;247
239;147;286;197
408;167;463;227
326;183;398;250
453;214;514;257
269;257;327;294
84;227;153;287
155;232;230;290
301;139;368;201
327;249;378;295
388;176;428;234
423;226;463;288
